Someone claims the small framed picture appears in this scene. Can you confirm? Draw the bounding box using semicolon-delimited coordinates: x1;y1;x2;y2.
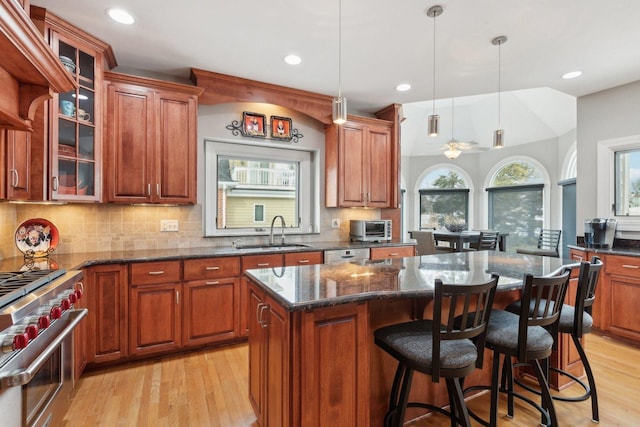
270;116;292;140
242;112;266;137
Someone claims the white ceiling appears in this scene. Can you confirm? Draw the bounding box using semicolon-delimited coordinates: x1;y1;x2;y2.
31;0;640;155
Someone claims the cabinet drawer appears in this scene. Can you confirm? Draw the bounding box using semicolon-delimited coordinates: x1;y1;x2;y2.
130;260;181;285
604;255;640;277
284;251;324;266
370;246;415;260
242;254;284;270
183;257;241;280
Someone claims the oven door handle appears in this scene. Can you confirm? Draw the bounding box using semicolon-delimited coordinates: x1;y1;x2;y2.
0;309;88;389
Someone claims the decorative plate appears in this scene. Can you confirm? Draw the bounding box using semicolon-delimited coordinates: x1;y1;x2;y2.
15;218;59;258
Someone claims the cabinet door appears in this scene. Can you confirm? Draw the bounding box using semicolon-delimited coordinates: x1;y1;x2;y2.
248;282;266;425
300;303;369;427
284;251;323;266
339;124;366;206
85;264;128;364
154;90;197;204
183;278;238;347
129;283;182;356
366;126;392;208
73;279;88;383
264;293;291;427
5;130;30;200
240;254;284;336
105;83;154;203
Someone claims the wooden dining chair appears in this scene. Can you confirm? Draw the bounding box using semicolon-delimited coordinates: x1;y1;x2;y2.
516;229;562;257
466;230;499;251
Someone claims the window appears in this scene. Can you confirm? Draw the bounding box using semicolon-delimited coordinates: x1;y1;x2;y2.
419;169;469;229
204;140;319;236
487;161;545;251
615;148;640;216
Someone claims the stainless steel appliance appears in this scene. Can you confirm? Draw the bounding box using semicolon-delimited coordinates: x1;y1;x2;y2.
324;248;371;263
349;219;392;242
583;218;617;248
0;268;86;427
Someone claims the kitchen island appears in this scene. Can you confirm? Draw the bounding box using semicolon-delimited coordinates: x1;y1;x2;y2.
244;251;577;427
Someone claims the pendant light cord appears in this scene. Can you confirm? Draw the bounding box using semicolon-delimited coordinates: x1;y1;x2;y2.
497;39;501;128
338;0;342;98
431;11;436;115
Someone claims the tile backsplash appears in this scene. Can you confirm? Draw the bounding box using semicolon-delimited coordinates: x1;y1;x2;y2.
0;203;379;260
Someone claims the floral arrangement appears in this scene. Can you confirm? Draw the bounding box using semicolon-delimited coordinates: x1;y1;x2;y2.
444;217;467;233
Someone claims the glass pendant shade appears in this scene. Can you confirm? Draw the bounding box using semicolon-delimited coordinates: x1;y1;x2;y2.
494;129;504;148
332;96;348;124
444;147;461;159
428;114;439;137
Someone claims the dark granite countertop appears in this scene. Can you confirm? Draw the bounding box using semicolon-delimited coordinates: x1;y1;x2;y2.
0;240;414;272
245;251;579;311
567;244;640;258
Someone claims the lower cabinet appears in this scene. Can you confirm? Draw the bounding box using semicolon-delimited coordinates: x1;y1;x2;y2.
248;279;369;427
84;264;128;364
370;245;415;260
240;254;284;338
73;277;88;382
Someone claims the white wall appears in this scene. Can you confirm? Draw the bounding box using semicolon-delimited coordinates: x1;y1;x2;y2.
577;80;640;239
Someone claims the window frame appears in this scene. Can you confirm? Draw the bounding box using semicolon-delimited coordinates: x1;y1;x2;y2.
204;138;319;237
597;134;640;231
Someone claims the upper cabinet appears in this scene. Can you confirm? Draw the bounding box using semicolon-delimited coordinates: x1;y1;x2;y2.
30;6;116;201
104;72;203;204
325;116;396;208
1;129;31;200
0;0;76;132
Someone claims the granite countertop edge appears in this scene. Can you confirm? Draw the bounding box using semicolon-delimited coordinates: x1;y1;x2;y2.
567;244;640;258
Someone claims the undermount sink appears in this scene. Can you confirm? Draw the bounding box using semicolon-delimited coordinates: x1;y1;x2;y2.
235;243;313;251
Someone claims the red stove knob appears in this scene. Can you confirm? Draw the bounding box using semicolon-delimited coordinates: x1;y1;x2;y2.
50;306;62;320
75;288;83;300
24;325;38;340
68;293;77;304
38;315;51;329
60;298;71;310
13;333;29;350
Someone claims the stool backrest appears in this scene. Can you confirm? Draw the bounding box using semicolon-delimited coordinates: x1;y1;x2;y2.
573;256;604;336
518;268;571;362
537;229;562;252
432;273;499;381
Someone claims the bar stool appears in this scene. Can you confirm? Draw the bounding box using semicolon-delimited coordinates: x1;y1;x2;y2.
466;269;571;427
374;274;499;427
507;256;604;422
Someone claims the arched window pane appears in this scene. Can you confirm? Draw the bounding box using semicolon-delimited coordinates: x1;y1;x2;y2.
491;162;544;187
421;169;468;189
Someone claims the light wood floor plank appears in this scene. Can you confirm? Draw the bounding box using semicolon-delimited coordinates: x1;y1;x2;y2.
62;335;640;426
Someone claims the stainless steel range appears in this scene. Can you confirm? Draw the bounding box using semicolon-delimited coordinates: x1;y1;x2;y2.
0;268;86;427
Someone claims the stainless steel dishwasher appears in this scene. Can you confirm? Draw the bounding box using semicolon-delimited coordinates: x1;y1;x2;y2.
323;248;370;263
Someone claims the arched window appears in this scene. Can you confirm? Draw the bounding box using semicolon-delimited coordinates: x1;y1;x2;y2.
419;167;470;230
487;160;546;250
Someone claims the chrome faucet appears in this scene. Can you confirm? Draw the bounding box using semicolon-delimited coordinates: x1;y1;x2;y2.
270;215;286;246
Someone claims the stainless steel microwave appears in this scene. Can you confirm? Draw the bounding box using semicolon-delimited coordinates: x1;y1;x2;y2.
349;220;392;242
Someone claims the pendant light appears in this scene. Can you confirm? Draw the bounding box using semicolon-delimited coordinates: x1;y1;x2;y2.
444;98;461;159
492;35;507;148
332;0;347;124
427;5;443;137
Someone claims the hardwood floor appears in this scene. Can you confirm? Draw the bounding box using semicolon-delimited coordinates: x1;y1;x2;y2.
63;334;640;426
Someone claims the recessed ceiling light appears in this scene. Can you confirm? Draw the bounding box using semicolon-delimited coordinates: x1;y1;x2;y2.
562;70;582;79
107;8;135;25
395;83;411;92
284;54;302;65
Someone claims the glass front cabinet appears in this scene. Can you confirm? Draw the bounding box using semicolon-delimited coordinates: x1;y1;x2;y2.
31;7;115;201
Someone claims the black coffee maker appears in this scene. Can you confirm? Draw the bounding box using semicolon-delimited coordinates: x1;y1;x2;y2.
584;218;617;248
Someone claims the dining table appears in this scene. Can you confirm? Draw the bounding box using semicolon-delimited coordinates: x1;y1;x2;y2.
430;230;509;252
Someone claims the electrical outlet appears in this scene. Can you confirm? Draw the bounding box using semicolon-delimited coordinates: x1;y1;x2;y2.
160;219;179;232
331;218;341;228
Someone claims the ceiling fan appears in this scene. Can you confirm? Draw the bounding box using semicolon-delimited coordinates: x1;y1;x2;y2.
440;98;489;159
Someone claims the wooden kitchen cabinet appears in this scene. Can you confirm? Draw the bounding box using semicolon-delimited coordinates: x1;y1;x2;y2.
1;130;31;200
183;257;241;346
30;7;115;201
325;116;395;208
240;254;285;337
602;254;640;342
248;281;291;427
104;72;203;204
84;264;128;364
129;260;182;356
284;251;323;266
370;245;415;260
73;277;88;383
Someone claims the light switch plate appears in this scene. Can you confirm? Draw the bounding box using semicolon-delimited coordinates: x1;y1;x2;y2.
331;218;341;228
160;219;179;232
